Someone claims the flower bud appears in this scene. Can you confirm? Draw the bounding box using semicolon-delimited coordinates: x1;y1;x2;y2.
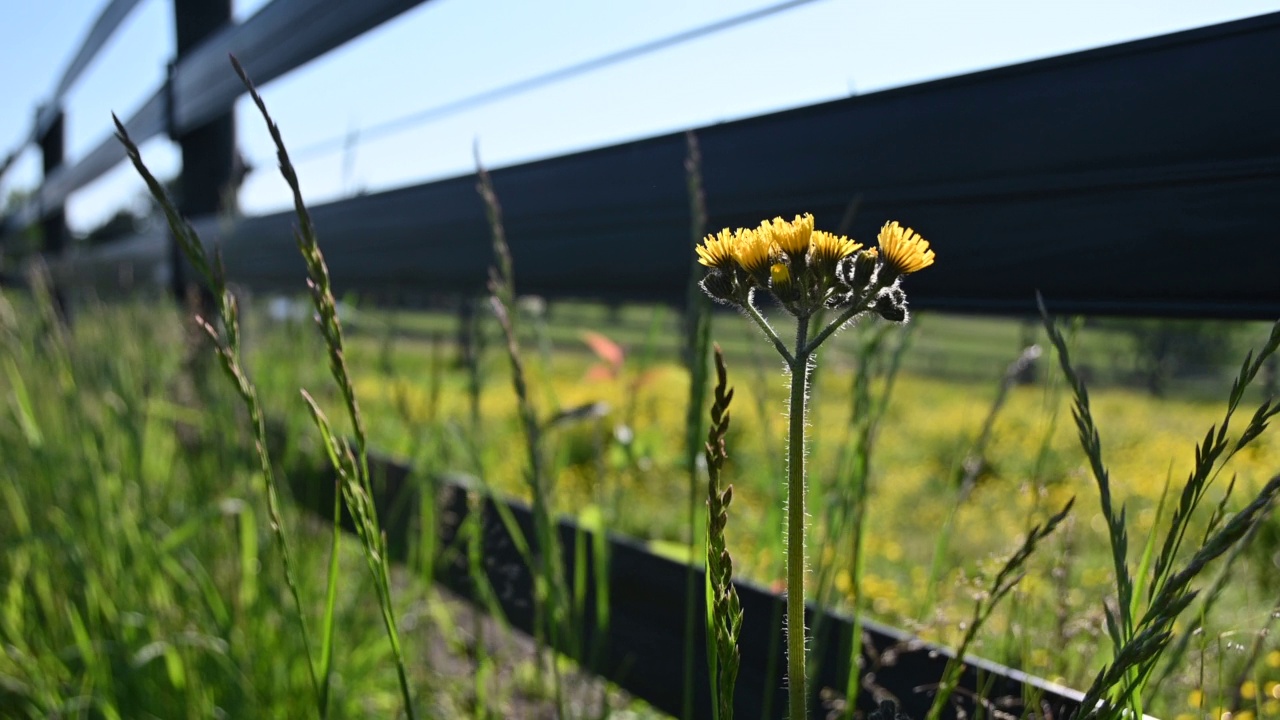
700;269;739;306
874;286;908;323
839;248;879;293
770;262;799;304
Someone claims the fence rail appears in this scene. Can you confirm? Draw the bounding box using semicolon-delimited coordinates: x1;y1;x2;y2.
3;0;433;235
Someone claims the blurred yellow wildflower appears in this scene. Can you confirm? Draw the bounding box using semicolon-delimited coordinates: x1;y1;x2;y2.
877;221;935;276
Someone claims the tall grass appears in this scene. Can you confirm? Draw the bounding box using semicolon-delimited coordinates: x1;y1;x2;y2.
477;153;570;715
113;113;327;711
682;130;715;720
107;55;421;718
705;345;743;720
1040;298;1280;719
0;278;424;717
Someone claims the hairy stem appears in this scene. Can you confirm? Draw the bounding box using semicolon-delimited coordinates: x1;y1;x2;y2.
787;315;812;720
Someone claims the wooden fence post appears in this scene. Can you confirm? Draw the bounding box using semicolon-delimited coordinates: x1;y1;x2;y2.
171;0;235;304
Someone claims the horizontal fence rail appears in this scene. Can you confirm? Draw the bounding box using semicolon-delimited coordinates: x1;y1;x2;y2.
288;451;1086;720
1;0;433;235
48;0;149;116
25;10;1280;319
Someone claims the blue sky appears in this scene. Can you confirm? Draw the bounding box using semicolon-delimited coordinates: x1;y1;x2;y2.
3;0;1279;232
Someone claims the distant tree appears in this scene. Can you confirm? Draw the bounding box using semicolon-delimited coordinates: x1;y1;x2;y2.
81;208;146;246
1100;318;1244;396
0;187;43;258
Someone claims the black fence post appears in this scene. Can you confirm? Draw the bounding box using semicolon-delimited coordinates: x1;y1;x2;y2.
37;106;70;316
171;0;235;304
37;108;70;257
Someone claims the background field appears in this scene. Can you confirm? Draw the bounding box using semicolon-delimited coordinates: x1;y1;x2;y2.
259;295;1280;714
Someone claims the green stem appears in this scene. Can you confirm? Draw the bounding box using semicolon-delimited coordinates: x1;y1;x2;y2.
804;298;867;355
787;315;812;720
744;297;795;366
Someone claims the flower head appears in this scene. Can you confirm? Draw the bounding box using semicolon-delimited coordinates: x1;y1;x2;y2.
732;228;774;278
762;214;814;257
809;230;861;266
877;222;934;276
697;228;739;269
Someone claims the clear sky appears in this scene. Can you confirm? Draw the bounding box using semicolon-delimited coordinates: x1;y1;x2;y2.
3;0;1278;232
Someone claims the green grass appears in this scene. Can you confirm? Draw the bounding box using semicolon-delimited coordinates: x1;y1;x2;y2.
0;292;421;718
0;287;678;719
4;283;1279;718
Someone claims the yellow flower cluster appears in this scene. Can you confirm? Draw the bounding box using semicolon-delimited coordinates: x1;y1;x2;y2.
696;214;934;279
695;213;863;274
695;212;935;319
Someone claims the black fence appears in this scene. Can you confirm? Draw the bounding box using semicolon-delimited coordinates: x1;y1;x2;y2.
290;452;1085;720
2;4;1278;318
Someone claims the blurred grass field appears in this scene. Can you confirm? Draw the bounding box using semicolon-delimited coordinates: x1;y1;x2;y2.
4;287;1279;718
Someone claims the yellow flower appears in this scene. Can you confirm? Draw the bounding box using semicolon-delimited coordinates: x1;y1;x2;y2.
877;221;935;275
809;230;861;265
733;227;773;276
834;568;852;594
1243;681;1258;700
696;228;738;268
762;213;813;256
1189;689;1205;708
